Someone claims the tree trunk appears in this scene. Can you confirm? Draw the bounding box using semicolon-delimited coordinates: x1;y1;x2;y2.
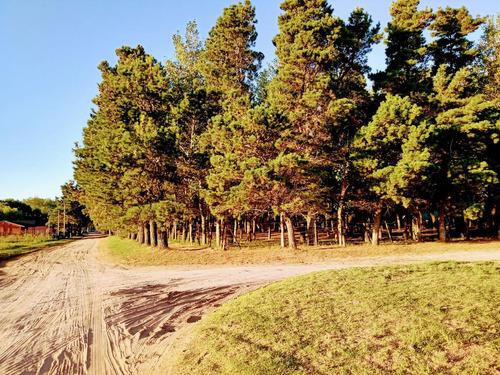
149;220;157;247
144;223;150;246
337;179;347;246
497;202;500;239
158;226;168;249
306;215;314;246
465;217;471;240
173;221;177;240
215;220;221;248
412;210;423;242
137;225;144;244
384;221;393;243
200;214;206;245
207;220;212;247
396;214;401;230
280;214;285;247
267;218;272;240
252;217;256;241
188;219;193;245
372;200;383;246
246;220;252;242
363;224;371;243
438;202;447;242
283;213;297;250
221;218;228;251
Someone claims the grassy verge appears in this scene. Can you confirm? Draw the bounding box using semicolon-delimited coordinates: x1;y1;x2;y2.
101;235;500;267
0;234;73;260
173;262;500;374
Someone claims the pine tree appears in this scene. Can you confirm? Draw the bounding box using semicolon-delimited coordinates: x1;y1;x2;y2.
429;7;484;75
428;65;499;240
354;94;431;245
74;46;176;239
267;0;342;249
479;15;500;237
166;21;212;245
328;7;382;246
372;0;433;98
200;0;264;249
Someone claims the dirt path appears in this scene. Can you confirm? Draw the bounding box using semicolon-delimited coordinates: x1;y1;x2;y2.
0;238;498;375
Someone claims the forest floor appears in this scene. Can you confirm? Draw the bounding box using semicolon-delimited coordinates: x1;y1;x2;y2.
102;235;500;267
0;236;498;374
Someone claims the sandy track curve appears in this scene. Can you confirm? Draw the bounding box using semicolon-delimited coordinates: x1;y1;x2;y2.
0;238;498;375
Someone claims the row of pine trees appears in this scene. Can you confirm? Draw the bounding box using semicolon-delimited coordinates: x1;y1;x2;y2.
74;0;500;249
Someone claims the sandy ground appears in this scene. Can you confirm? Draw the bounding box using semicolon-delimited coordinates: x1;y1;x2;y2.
0;237;498;375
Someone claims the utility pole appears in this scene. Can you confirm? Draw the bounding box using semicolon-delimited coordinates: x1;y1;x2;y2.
57;211;60;236
63;201;66;238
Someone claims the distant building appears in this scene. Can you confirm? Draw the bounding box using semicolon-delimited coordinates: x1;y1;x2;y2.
0;220;50;236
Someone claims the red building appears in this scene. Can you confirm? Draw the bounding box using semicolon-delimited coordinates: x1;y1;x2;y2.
0;221;50;236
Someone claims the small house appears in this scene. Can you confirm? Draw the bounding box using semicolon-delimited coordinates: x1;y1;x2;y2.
0;220;50;236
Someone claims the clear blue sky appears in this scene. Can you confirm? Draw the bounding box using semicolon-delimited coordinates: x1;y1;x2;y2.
0;0;497;200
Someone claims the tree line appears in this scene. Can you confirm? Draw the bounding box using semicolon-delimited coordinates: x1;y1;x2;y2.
0;190;90;237
73;0;500;249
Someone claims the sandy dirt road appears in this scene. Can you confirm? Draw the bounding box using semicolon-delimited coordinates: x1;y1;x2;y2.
0;237;499;375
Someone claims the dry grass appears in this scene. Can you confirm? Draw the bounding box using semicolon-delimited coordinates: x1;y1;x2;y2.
100;236;500;267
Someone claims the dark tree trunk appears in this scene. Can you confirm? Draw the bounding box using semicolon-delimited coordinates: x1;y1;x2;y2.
372;200;383;246
267;217;272;240
438;202;447;242
283;213;297;250
337;179;347;246
280;214;285;247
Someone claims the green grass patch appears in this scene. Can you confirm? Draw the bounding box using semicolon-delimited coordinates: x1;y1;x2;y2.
102;235;500;267
173;262;500;374
0;234;72;260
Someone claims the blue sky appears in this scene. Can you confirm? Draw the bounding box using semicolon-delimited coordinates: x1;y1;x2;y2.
0;0;497;200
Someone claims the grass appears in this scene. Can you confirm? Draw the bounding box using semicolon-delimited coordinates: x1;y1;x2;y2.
172;262;500;374
101;235;500;267
0;234;73;260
